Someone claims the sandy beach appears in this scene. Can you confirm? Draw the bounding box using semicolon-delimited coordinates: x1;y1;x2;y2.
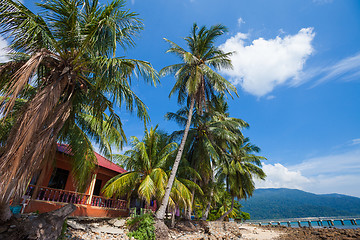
239;224;284;239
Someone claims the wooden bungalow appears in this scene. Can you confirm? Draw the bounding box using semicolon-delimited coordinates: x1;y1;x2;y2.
22;144;128;218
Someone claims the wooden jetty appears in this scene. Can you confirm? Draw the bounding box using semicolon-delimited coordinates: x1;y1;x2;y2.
254;217;360;228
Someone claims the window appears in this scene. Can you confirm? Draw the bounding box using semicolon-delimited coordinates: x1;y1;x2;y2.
48;168;69;190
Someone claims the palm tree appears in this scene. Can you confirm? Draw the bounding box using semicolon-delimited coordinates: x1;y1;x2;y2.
216;139;266;221
155;23;237;220
0;0;158;222
102;127;194;212
166;96;248;220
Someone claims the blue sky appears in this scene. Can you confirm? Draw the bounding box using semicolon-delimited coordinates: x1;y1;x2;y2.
124;0;360;197
1;0;360;197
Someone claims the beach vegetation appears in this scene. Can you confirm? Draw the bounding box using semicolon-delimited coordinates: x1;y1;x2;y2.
0;0;158;222
102;126;199;213
155;23;238;220
127;213;156;240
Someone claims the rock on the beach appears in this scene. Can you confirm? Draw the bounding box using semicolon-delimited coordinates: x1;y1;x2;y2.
108;218;126;227
67;220;86;230
90;225;125;234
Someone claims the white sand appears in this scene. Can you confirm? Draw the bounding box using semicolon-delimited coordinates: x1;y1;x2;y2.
239;224;284;240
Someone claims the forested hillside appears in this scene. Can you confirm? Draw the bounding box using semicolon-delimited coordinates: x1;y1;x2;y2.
239;188;360;220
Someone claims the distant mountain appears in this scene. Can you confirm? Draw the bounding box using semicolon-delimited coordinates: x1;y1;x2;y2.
238;188;360;220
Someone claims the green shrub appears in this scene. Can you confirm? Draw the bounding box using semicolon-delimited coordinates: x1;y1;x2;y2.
127;213;156;240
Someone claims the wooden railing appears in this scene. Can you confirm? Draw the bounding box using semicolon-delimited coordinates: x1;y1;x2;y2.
26;185;127;210
27;185;90;205
91;195;127;209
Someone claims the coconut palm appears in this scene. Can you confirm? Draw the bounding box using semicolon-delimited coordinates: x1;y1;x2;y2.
102;127;194;212
169;95;258;221
166;97;248;219
155;23;237;220
215;139;266;221
0;0;158;222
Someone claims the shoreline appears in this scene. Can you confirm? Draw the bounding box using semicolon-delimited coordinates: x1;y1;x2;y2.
62;221;360;239
261;224;360;240
2;215;360;240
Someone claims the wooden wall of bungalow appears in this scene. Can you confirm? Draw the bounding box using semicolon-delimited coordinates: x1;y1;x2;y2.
22;144;129;218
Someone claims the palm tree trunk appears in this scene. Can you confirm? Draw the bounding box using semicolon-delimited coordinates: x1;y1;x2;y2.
201;158;215;220
201;188;213;220
185;177;197;220
155;97;195;220
185;182;196;220
216;196;235;221
171;205;177;228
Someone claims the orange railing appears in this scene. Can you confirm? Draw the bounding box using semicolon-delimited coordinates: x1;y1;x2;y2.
25;185;127;210
91;195;127;209
26;184;90;205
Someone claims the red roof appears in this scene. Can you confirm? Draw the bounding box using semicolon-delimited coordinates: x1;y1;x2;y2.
56;143;126;174
94;152;126;174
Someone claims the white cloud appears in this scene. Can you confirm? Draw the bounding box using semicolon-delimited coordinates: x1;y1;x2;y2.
351;138;360;146
257;147;360;197
313;0;333;4
290;149;360;176
220;28;315;97
306;174;360;197
312;52;360;86
237;17;245;27
255;163;311;190
0;37;10;63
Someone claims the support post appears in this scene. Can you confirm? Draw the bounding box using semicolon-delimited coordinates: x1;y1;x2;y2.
86;173;97;205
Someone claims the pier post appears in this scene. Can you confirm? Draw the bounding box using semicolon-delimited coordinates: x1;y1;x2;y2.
287;221;291;227
353;219;357;225
317;221;320;226
277;222;281;226
259;222;262;226
308;221;312;227
330;220;334;226
340;219;344;225
319;220;323;226
297;221;301;227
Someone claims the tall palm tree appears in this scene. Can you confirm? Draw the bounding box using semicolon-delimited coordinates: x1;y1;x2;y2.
0;0;158;222
102;127;194;212
155;23;237;220
166;96;248;219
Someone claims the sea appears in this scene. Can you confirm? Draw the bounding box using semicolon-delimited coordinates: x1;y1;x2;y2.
247;216;360;229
